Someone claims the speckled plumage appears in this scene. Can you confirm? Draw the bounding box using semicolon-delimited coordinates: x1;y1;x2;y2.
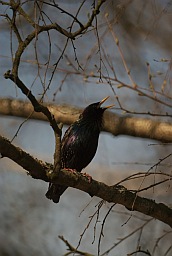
46;97;113;203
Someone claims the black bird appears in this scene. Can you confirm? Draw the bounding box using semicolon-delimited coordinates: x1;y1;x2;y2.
46;96;114;203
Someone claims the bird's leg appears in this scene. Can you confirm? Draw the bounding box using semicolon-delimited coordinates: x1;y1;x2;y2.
82;173;92;183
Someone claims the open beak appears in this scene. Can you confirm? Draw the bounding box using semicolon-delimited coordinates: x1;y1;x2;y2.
99;96;115;109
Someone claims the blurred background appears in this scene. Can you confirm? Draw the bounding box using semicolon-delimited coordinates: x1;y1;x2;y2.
0;1;172;255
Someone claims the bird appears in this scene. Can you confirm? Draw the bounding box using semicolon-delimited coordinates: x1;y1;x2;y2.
46;96;114;203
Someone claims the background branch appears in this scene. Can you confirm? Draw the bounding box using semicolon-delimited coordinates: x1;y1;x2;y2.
1;98;172;142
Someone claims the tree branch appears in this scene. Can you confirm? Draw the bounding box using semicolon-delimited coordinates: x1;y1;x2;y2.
1;98;172;142
0;135;48;182
0;135;172;228
73;0;107;37
4;0;106;77
4;71;62;173
4;72;61;135
58;235;93;256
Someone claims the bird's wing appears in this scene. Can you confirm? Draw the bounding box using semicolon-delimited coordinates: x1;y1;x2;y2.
61;124;76;149
61;124;80;169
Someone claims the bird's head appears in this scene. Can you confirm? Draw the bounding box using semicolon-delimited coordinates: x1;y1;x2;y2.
79;96;114;129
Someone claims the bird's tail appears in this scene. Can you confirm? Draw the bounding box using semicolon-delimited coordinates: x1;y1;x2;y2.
45;183;68;203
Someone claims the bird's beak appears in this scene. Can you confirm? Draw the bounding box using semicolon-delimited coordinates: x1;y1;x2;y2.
99;96;115;109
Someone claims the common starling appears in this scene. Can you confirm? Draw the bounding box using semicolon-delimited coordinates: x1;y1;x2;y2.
46;96;114;203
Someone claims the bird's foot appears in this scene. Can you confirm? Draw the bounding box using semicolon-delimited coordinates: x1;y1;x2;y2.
64;168;77;174
82;173;92;183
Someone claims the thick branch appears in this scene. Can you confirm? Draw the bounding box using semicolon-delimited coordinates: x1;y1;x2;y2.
0;135;48;182
0;135;172;228
1;98;172;142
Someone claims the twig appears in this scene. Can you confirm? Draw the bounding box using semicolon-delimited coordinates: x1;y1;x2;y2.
77;200;104;250
98;203;116;255
105;13;137;88
152;230;172;256
92;200;104;245
59;236;94;256
127;248;151;256
101;219;153;255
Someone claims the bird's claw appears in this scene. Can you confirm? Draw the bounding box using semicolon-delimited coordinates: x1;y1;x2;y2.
82;173;92;183
64;168;77;174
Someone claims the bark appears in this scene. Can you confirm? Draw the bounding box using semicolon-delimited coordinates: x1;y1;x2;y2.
0;135;172;228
